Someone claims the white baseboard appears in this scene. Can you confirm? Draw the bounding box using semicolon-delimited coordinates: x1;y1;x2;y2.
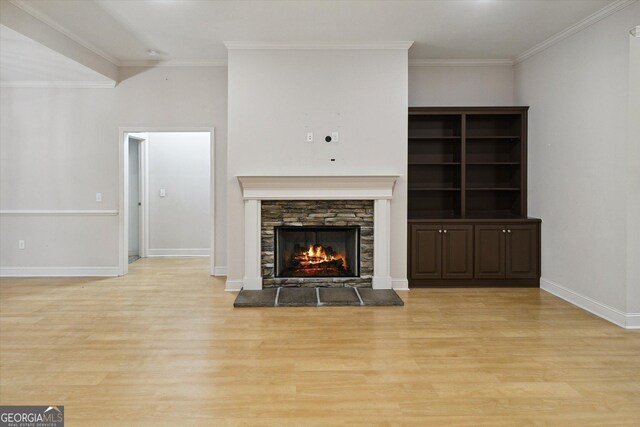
128;250;139;256
0;266;120;277
225;279;243;292
627;314;640;330
213;266;227;276
147;248;209;257
541;278;638;329
392;278;410;291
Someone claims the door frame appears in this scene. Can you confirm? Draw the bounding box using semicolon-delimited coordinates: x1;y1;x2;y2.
118;127;216;276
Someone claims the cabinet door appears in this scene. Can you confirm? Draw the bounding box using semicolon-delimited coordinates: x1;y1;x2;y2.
410;225;442;279
442;225;473;279
505;224;538;279
474;225;506;279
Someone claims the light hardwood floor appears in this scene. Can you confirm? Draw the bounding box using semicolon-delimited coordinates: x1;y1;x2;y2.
1;257;639;426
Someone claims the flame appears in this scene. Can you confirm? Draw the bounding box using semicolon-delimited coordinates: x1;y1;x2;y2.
297;244;347;269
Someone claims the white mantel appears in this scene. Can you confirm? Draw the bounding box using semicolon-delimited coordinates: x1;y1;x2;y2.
237;175;399;290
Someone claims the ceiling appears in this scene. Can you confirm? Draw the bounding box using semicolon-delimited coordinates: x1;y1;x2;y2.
7;0;616;66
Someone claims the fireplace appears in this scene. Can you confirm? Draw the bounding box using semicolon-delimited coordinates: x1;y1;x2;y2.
275;226;360;278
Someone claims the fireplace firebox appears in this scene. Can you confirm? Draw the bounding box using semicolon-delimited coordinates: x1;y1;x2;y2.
275;226;360;278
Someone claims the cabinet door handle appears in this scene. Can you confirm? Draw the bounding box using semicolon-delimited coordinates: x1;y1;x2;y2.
507;229;511;233
438;229;442;233
443;230;447;233
502;229;506;233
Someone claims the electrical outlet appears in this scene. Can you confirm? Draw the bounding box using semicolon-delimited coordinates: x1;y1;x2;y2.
95;192;102;202
18;240;25;250
306;132;313;143
160;188;166;197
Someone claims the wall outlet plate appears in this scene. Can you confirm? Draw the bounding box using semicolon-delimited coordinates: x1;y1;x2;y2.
306;132;313;143
18;240;25;250
331;131;339;142
95;192;102;202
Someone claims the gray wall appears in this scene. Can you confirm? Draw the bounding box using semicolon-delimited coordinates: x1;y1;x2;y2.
147;132;210;255
409;65;514;106
0;66;228;271
515;2;640;317
227;48;409;287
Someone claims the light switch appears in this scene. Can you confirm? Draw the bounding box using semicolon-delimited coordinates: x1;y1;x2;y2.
95;192;102;202
18;240;25;250
159;189;166;197
331;131;339;142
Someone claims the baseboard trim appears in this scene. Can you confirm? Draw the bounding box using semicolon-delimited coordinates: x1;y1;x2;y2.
392;278;410;291
626;314;640;330
225;279;243;292
541;278;637;329
0;266;120;277
147;248;209;257
214;266;228;276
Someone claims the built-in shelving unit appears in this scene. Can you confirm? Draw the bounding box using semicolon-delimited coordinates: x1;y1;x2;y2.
408;107;528;219
407;107;540;288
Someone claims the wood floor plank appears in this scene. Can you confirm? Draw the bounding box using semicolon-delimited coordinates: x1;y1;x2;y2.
1;257;639;425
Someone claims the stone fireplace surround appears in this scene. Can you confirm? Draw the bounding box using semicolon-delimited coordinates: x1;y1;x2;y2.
262;200;373;287
237;175;399;290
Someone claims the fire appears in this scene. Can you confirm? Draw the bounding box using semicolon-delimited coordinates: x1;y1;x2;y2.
295;244;347;270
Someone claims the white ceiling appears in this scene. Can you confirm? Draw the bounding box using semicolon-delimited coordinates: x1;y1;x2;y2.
8;0;616;66
0;24;113;83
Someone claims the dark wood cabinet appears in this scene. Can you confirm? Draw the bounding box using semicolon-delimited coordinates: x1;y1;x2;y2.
410;225;442;279
409;220;540;287
505;224;538;279
407;107;541;288
409;224;473;282
473;223;538;280
442;225;473;279
474;225;506;279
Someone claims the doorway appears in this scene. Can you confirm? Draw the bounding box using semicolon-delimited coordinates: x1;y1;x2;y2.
119;128;215;276
128;135;144;264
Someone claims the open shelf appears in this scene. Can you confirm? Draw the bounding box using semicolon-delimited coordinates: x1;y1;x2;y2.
408;107;528;220
466;136;520;140
408;114;462;138
467;188;520;191
409;161;461;165
408;136;461;140
409;187;461;191
467;162;520;165
466;114;522;138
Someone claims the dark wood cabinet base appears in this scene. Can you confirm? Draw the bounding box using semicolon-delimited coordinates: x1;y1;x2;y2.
409;278;539;288
408;218;541;288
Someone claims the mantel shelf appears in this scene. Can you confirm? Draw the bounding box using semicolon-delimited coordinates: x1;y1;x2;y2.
237;175;399;200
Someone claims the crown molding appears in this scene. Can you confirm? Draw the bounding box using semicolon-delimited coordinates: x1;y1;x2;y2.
224;41;414;50
119;59;228;67
515;0;637;64
0;80;116;88
8;0;122;66
409;59;514;67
